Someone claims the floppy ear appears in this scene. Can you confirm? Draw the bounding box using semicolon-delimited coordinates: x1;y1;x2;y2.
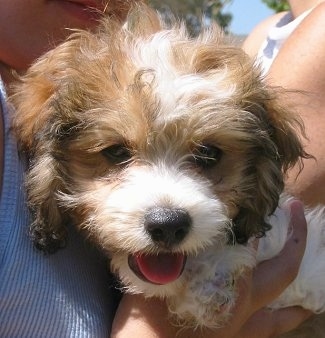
10;37;86;253
262;88;310;173
233;84;310;243
10;62;64;252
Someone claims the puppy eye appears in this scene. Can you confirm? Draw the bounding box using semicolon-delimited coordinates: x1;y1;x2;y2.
193;144;223;168
101;144;132;164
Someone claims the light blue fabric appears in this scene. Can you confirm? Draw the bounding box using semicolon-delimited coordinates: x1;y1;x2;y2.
0;78;120;337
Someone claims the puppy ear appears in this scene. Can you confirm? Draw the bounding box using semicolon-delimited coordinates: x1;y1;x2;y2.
262;88;310;172
11;76;68;252
25;154;69;253
233;84;310;243
10;41;80;253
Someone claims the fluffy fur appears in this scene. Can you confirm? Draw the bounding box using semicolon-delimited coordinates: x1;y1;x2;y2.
10;3;325;332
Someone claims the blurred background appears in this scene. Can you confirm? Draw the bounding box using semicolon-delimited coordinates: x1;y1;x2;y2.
148;0;289;39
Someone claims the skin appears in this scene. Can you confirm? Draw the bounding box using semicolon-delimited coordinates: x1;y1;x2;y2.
0;1;311;336
0;0;103;78
0;0;133;82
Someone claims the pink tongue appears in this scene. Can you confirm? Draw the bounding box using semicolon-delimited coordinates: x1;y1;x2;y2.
135;253;185;285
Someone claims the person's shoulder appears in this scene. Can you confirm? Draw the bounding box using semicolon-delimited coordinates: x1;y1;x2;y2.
299;2;325;31
242;11;289;58
309;1;325;18
286;2;325;83
290;2;325;60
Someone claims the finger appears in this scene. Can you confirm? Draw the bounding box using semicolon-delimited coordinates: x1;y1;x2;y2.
238;306;312;338
280;199;308;263
252;199;307;309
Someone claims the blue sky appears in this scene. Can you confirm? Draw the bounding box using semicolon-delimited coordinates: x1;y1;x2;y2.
223;0;274;35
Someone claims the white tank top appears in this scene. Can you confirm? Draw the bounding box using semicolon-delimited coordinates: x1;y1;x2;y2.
256;9;312;75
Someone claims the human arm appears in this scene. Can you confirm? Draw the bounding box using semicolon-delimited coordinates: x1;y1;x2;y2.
111;200;310;338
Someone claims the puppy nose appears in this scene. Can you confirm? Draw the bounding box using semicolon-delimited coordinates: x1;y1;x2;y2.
144;207;191;248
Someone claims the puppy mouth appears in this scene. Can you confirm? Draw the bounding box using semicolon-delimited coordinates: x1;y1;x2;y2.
128;252;187;285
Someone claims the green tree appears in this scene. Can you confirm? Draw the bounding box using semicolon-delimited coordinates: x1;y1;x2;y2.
148;0;232;35
262;0;289;12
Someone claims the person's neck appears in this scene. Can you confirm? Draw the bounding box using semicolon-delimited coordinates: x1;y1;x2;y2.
289;0;324;18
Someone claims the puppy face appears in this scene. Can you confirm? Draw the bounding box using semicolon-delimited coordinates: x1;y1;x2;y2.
11;4;306;295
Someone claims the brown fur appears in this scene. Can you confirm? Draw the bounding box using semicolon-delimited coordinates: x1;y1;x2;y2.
10;4;308;254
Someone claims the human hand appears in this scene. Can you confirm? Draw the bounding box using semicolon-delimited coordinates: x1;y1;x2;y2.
112;200;311;338
221;199;311;338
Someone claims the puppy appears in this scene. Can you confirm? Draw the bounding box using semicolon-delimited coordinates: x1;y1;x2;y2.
10;3;325;331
